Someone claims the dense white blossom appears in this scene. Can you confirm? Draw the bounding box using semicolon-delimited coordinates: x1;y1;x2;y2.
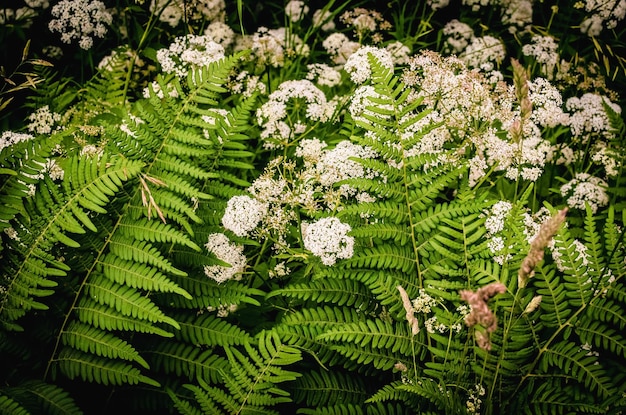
566;93;621;140
203;21;235;49
317;140;377;188
460;35;506;70
285;0;308;22
27;105;61;135
522;36;560;77
256;79;335;146
442;19;474;54
306;63;342;87
344;46;394;84
322;33;360;64
302;217;354;265
312;9;335;31
528;78;569;128
579;0;626;36
222;195;268;237
251;27;309;68
48;0;112;50
156;34;225;78
203;233;246;283
560;173;609;213
0;131;34;152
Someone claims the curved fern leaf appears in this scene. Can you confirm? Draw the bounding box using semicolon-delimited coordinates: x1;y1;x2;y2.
55;348;160;387
61;322;149;369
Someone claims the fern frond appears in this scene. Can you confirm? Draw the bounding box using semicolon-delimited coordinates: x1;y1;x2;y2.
267;278;372;308
0;394;30;415
291;369;368;408
148;341;230;384
55;348;160;387
75;298;175;337
99;255;192;299
296;403;365;415
174;312;252;347
84;274;180;329
2;380;84;415
61;321;150;369
540;340;615;398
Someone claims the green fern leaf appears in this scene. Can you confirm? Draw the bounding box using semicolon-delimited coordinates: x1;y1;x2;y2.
0;394;30;415
61;321;149;369
267;278;372;308
290;369;368;407
84;274;180;329
174;312;252;347
99;255;192;299
55;348;160;387
540;341;614;398
75;298;175;337
148;341;230;383
296;403;365;415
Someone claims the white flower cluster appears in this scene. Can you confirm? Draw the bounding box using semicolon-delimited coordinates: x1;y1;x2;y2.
222;195;268;237
560;173;609;213
203;233;246;284
256;79;335;147
484;201;513;265
48;0;112;50
566;93;621;141
203;21;236;50
156;34;225;78
412;289;437;314
322;33;360;65
316;140;378;189
579;0;626;36
527;77;569;128
348;85;396;127
306;64;342;88
249;27;309;68
302;217;354;266
149;0;225;27
285;0;309;22
339;7;392;39
442;19;474;54
344;46;394;84
0;131;34;152
312;9;335;31
460;35;506;71
522;36;560;78
466;384;486;414
500;0;533;28
27;105;61;135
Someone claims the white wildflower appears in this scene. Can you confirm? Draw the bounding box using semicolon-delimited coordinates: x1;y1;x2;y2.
48;0;112;50
460;35;506;70
306;63;342;87
560;173;609;213
203;21;235;49
302;217;354;266
442;19;474;54
344;46;394;84
222;195;268;237
0;131;34;152
312;9;335;31
285;0;308;22
566;93;621;141
156;34;225;78
203;233;247;283
322;32;360;65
